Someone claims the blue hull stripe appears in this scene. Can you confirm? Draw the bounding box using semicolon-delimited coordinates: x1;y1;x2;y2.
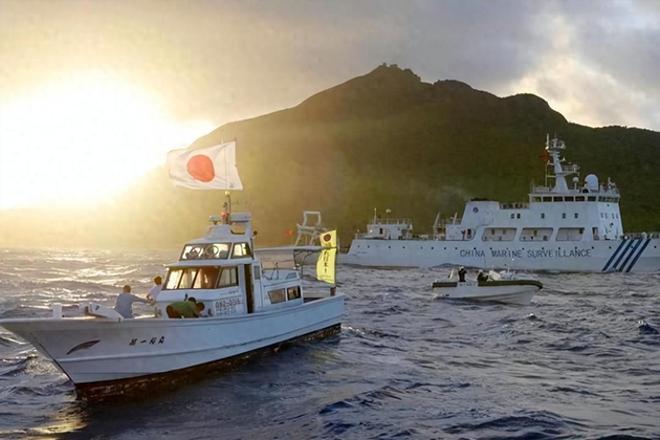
602;239;627;272
625;238;651;272
610;239;635;272
617;238;642;272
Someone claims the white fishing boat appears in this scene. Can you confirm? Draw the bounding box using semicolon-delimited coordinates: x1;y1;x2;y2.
343;136;660;272
432;270;542;305
0;142;344;400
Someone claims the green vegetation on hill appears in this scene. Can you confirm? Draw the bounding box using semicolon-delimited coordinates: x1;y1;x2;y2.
2;64;659;248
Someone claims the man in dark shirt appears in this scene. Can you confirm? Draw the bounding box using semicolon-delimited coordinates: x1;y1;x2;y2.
458;266;467;282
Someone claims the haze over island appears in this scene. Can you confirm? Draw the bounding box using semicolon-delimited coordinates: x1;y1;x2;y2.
0;0;659;247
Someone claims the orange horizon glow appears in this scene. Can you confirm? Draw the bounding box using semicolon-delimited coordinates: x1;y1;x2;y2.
0;71;215;210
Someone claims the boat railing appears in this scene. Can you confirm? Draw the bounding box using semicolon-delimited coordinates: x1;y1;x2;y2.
624;232;660;239
369;218;412;225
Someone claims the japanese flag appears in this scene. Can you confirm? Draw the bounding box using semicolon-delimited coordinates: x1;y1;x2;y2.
167;141;243;190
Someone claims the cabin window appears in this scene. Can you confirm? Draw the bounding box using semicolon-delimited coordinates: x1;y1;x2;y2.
562;213;566;219
565;196;574;202
557;227;584;242
268;288;286;304
217;266;238;287
516;213;521;219
181;243;230;260
510;213;515;219
543;196;552;202
521;227;552;242
482;227;516;241
165;269;184;289
540;213;545;219
177;268;199;289
588;196;596;201
287;286;301;300
165;266;236;289
554;196;563;202
253;265;261;280
574;213;579;219
232;242;252;258
193;267;220;289
576;196;585;202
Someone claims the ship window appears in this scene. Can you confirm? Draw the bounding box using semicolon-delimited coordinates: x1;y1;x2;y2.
510;213;515;219
554;197;563;202
165;269;184;289
562;213;566;219
574;213;579;219
541;213;545;219
532;196;541;202
254;265;261;280
543;196;552;202
287;286;301;300
217;266;238;287
576;196;585;202
232;243;252;259
194;266;220;289
268;288;286;304
565;196;574;202
516;213;521;219
557;227;584;242
588;196;596;201
181;243;230;260
177;268;199;289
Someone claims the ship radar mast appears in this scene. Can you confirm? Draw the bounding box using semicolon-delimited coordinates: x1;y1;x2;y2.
545;134;579;194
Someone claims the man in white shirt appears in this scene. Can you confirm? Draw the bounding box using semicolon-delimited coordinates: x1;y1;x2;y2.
147;276;163;302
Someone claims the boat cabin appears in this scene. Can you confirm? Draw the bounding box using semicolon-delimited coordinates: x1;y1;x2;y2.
155;212;305;318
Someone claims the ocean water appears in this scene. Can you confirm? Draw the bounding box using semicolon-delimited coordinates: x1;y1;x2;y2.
0;247;659;439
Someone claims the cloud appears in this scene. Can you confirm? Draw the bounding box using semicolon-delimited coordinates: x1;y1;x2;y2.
503;0;660;129
1;0;659;130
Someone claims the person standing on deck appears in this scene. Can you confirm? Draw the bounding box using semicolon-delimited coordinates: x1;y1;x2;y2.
147;276;163;302
458;266;467;282
114;285;150;318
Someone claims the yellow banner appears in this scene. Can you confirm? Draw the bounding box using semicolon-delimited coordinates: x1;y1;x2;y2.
316;230;336;285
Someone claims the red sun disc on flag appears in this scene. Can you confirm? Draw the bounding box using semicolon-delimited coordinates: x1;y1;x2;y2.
187;155;215;182
323;233;332;242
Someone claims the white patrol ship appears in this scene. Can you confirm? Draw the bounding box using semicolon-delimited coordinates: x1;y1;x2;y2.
344;136;660;272
0;203;344;400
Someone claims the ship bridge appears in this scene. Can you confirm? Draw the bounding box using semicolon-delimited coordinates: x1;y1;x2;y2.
440;137;624;242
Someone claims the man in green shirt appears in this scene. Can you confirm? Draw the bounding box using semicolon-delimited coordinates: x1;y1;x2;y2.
166;298;205;318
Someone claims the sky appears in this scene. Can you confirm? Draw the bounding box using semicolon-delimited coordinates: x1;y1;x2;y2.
1;0;659;208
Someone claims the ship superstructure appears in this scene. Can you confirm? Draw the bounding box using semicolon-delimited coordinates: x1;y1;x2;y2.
344;136;660;272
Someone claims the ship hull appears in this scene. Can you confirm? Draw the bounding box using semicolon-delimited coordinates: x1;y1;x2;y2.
343;237;660;272
0;295;344;397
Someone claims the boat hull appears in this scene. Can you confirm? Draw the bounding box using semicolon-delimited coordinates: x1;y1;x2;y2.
0;295;344;397
432;280;541;305
75;323;340;401
343;237;660;272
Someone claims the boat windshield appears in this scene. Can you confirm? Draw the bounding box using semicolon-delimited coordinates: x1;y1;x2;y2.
180;243;230;260
164;266;239;289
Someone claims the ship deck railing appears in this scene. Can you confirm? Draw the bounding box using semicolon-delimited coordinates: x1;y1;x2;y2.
368;218;413;225
624;232;660;239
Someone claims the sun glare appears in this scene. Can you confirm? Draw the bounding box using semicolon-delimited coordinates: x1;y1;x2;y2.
0;72;214;209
